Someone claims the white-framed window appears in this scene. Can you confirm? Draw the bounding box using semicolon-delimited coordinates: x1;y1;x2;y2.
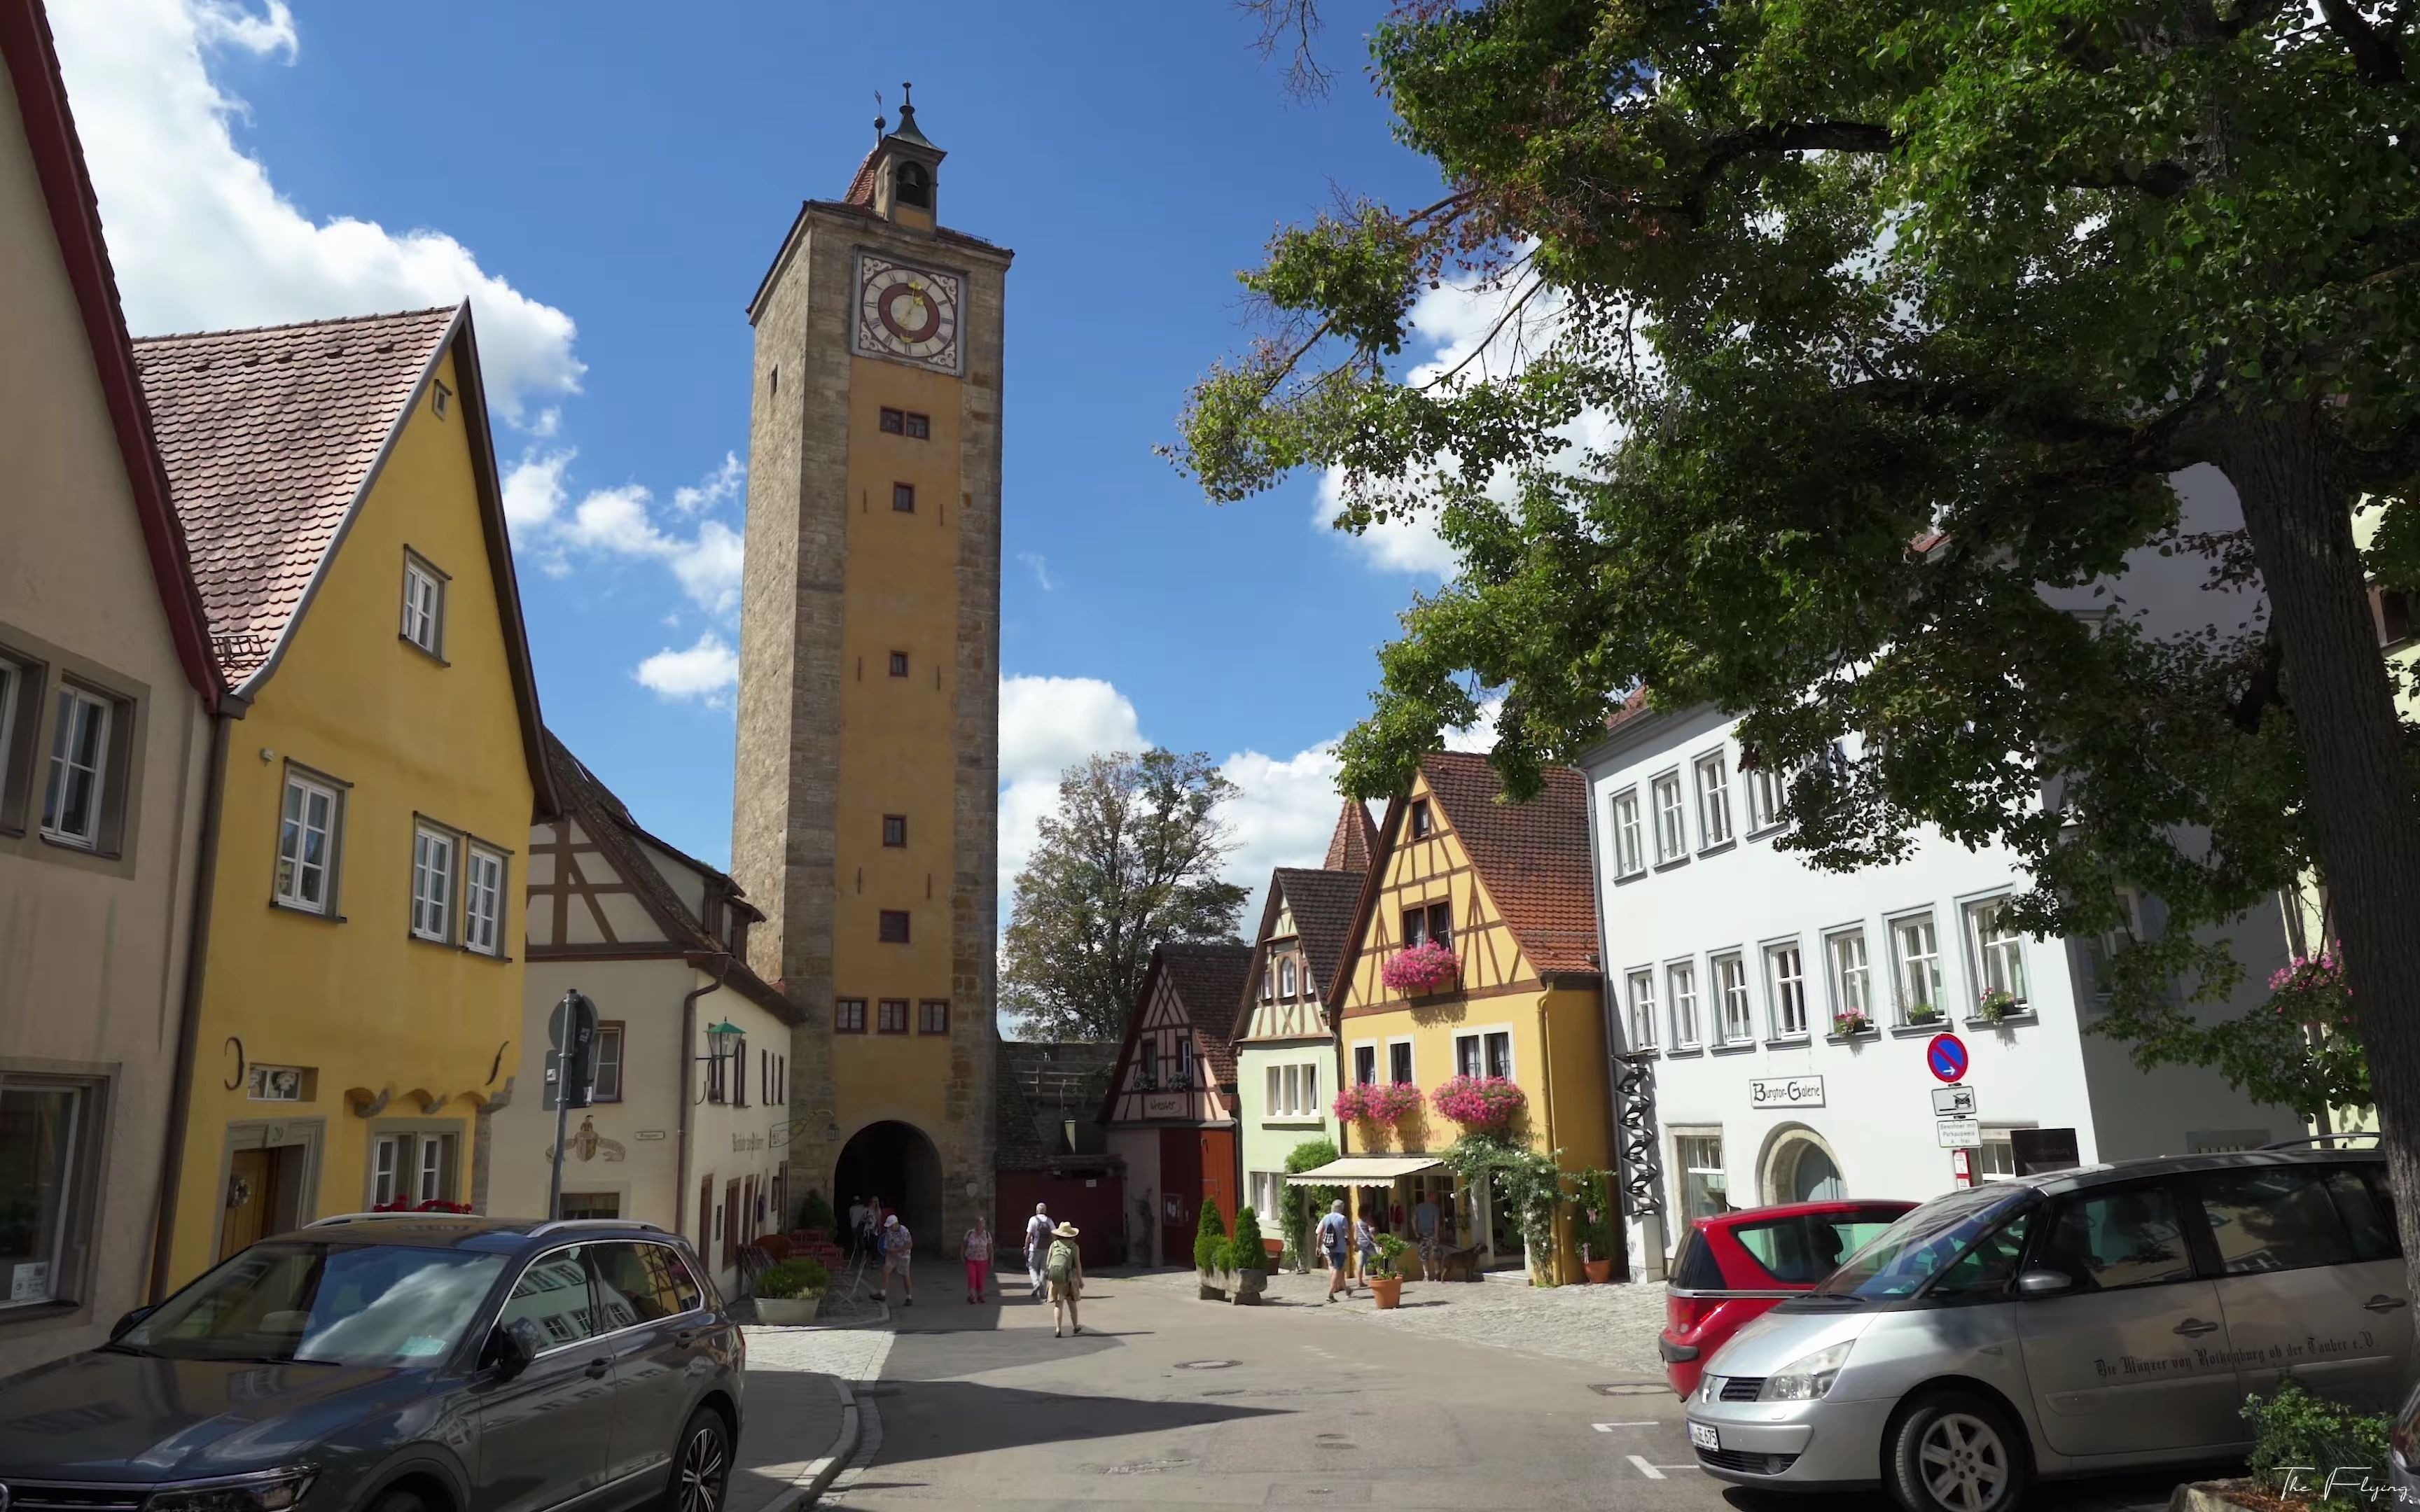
1975;1130;2017;1181
1626;969;1657;1051
1387;1039;1414;1084
590;1023;625;1102
275;773;340;912
410;825;457;942
1352;1043;1377;1086
1715;953;1753;1044
1452;1028;1513;1080
1267;1060;1322;1119
417;1134;453;1203
1891;911;1943;1023
1651;773;1686;862
1611;790;1644;876
1260;962;1275;1003
373;1130;458;1208
2074;889;2146;1001
1300;964;1318;1004
401;556;445;656
1828;929;1872;1026
1279;957;1297;999
464;846;506;955
1667;960;1700;1048
1695;751;1732;848
41;685;111;848
1675;1130;1727;1221
372;1134;405;1207
1966;897;2029;1008
0;1074;97;1310
1766;942;1809;1038
1745;762;1786;832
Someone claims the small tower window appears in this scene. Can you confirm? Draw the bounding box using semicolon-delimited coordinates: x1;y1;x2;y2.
888;652;910;678
892;482;916;513
431;381;452;420
894;160;931;209
882;815;907;847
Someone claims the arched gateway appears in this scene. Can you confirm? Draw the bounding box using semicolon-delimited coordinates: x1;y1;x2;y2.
834;1119;945;1245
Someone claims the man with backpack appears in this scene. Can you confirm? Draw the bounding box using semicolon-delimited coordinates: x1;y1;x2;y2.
1318;1198;1352;1303
1045;1221;1085;1338
1023;1203;1054;1300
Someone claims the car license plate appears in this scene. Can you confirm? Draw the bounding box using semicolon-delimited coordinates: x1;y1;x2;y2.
1689;1422;1720;1451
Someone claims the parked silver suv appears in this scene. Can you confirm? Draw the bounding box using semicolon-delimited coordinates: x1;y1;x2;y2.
1684;1147;2409;1512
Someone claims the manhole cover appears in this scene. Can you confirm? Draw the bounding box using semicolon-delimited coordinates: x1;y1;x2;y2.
1176;1359;1238;1370
1589;1382;1666;1397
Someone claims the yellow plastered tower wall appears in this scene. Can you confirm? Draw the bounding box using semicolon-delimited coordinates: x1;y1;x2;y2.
730;93;1010;1243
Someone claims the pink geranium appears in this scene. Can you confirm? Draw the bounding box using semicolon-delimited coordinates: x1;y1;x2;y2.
1367;1082;1425;1121
1431;1074;1526;1132
1333;1084;1372;1122
1383;941;1461;995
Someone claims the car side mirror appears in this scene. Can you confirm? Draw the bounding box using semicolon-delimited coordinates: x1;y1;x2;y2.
109;1306;156;1341
2017;1268;2075;1298
482;1322;537;1380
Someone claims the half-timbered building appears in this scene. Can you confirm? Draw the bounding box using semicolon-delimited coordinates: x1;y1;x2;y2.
483;732;802;1297
1329;752;1610;1283
1099;941;1253;1267
1236;801;1373;1251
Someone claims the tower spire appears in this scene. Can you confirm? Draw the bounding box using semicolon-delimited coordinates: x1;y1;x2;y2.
891;80;933;148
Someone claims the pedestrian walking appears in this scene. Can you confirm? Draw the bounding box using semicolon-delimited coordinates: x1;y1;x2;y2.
962;1215;994;1303
880;1213;915;1306
1023;1203;1053;1299
1045;1221;1085;1337
845;1194;867;1247
1354;1211;1377;1287
1414;1193;1440;1281
857;1194;884;1262
1317;1199;1351;1303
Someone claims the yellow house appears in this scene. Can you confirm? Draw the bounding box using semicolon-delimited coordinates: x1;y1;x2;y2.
1330;752;1611;1284
136;304;554;1292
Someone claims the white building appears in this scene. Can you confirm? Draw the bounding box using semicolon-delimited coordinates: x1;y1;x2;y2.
1582;470;2299;1278
479;733;802;1298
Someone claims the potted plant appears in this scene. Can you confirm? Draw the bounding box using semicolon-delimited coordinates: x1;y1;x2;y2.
1382;940;1461;996
753;1256;829;1324
1194;1203;1228;1301
1368;1233;1410;1308
1330;1084;1372;1123
1906;1001;1943;1026
1832;1009;1873;1037
1431;1074;1527;1135
1577;1170;1617;1283
1369;1082;1425;1123
1975;988;2019;1024
1230;1207;1271;1306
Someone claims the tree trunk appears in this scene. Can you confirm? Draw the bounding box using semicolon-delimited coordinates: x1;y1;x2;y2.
2218;404;2420;1298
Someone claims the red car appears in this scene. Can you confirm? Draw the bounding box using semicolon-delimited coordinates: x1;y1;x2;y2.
1659;1198;1917;1397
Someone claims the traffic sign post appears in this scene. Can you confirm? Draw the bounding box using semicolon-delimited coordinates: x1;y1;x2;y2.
1931;1084;1977;1117
545;989;599;1222
1926;1033;1970;1084
1936;1117;1982;1149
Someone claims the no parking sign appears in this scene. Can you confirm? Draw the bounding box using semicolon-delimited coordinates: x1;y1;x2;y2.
1926;1032;1969;1084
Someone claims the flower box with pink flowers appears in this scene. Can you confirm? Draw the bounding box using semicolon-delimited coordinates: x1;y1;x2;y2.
1431;1074;1526;1133
1335;1082;1424;1124
1382;941;1461;996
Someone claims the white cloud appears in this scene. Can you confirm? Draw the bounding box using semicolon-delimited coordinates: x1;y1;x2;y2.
674;452;745;514
1015;551;1056;592
634;634;738;706
509;451;749;618
50;0;584;422
1218;740;1363;925
502;451;571;534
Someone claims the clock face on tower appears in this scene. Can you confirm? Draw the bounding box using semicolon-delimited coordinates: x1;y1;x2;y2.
854;253;964;373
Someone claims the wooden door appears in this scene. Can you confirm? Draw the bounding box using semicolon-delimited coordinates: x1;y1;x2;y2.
723;1179;741;1268
219;1149;274;1261
698;1177;714;1252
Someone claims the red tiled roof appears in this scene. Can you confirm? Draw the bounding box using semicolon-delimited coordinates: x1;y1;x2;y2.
1321;799;1377;872
132;307;458;685
1420;752;1601;976
1157;941;1255;1088
1604;686;1655;734
1273;867;1364;1001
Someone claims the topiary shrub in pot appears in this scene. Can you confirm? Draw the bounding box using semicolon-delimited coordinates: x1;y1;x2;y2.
1367;1233;1410;1309
754;1256;829;1325
1230;1206;1270;1305
1193;1203;1228;1300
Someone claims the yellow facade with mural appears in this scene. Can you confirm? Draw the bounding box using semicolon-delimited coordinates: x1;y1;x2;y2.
1333;756;1611;1284
144;309;550;1292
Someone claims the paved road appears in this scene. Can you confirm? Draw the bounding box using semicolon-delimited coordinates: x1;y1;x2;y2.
821;1267;2216;1510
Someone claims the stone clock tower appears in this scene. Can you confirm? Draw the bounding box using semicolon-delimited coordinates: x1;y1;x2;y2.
731;89;1010;1245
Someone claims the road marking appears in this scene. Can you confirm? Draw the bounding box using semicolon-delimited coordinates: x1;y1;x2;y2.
1626;1455;1665;1480
1592;1422;1657;1431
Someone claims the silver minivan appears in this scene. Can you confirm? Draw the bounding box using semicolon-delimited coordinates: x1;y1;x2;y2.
1684;1149;2409;1512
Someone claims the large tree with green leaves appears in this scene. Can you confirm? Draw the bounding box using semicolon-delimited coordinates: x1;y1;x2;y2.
1001;749;1249;1041
1180;0;2420;1264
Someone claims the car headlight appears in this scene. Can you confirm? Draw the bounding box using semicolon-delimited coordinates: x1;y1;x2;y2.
1758;1342;1854;1402
148;1469;317;1512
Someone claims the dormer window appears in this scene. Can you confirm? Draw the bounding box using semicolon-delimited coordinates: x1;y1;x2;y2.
894;160;931;209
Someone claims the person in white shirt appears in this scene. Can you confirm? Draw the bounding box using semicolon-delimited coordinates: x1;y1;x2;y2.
1024;1204;1054;1300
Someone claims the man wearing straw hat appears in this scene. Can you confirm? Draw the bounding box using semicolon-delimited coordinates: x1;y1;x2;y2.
1044;1219;1085;1338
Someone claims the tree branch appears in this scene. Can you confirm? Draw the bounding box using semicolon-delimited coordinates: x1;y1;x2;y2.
2316;0;2405;83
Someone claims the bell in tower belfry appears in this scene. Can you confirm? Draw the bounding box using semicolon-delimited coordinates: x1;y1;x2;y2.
729;89;1013;1250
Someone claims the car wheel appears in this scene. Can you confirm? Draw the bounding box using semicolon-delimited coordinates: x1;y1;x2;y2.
668;1407;731;1512
366;1491;429;1512
1885;1390;2029;1512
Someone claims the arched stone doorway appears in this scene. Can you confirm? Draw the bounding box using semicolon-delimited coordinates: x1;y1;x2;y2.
833;1120;945;1245
1760;1126;1848;1204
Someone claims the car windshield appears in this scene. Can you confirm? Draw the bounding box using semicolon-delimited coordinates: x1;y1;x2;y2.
120;1242;507;1366
1809;1186;2033;1300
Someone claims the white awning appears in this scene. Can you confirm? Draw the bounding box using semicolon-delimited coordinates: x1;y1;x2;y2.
1284;1156;1445;1187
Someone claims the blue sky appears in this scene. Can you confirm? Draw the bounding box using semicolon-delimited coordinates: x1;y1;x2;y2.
55;0;1496;904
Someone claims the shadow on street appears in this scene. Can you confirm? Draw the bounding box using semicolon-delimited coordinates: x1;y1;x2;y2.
845;1376;1285;1471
